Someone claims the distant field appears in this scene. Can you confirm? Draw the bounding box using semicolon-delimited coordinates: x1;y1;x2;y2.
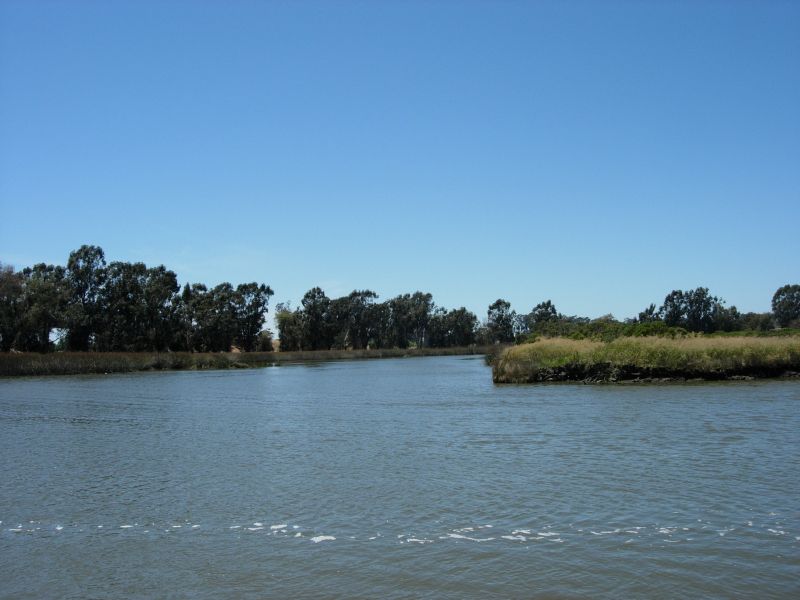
492;336;800;383
0;345;500;377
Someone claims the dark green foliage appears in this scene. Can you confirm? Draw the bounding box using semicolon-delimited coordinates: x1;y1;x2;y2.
772;284;800;327
524;300;558;331
64;245;106;350
389;292;434;348
0;247;272;353
428;307;478;347
738;312;774;332
234;283;274;351
637;303;659;323
487;299;515;343
3;245;788;355
256;330;274;352
624;320;687;338
17;263;68;352
0;264;23;352
274;302;304;351
273;289;475;351
657;287;740;333
345;290;379;349
301;287;332;350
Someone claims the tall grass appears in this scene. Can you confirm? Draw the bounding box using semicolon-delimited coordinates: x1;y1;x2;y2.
0;345;498;377
493;336;800;383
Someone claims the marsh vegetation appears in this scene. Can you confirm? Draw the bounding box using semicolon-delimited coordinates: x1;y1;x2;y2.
492;336;800;383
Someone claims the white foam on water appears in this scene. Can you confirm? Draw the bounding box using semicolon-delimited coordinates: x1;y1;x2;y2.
192;525;200;529
501;535;527;541
247;527;264;531
624;530;640;534
443;533;494;542
658;528;675;535
9;528;23;532
55;526;63;531
550;539;564;543
512;529;531;535
229;525;241;529
253;522;263;527
294;532;302;537
310;535;335;543
538;532;559;537
270;524;287;530
406;538;433;544
293;525;299;529
453;527;474;532
172;525;181;528
97;525;103;528
624;539;634;544
747;521;753;527
767;529;786;535
120;525;133;529
368;536;377;540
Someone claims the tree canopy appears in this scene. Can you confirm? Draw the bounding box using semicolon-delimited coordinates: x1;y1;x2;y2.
0;247;796;353
0;247;273;352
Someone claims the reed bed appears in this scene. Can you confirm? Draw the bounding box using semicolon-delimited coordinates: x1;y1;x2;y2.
493;336;800;383
0;345;497;377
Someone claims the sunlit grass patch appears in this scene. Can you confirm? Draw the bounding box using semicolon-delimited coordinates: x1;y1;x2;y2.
493;336;800;383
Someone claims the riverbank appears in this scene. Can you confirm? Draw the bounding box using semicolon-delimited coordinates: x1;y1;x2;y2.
0;345;501;377
492;336;800;383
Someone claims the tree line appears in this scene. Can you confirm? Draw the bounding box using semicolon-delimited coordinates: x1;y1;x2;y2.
1;246;798;353
274;289;478;351
483;286;800;343
0;246;273;352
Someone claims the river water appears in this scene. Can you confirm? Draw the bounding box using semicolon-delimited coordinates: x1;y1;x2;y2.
1;356;798;598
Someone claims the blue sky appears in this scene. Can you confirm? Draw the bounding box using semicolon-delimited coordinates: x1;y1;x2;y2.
1;0;798;322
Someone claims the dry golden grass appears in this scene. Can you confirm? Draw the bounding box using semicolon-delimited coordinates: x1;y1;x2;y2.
494;336;800;383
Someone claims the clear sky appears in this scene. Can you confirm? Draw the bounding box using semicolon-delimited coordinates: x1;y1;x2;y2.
1;0;798;322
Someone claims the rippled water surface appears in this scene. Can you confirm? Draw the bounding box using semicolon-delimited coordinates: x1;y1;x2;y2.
1;356;798;598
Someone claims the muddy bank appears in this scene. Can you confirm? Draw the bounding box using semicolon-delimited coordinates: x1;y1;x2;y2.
493;362;800;384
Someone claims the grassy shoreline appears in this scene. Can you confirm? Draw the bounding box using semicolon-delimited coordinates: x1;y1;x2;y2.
492;336;800;384
0;345;500;377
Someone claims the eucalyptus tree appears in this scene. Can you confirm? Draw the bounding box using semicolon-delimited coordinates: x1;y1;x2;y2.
659;287;737;333
301;287;332;350
233;282;274;351
772;284;800;327
17;263;67;351
64;245;107;350
428;306;477;347
97;261;149;350
487;298;515;343
345;290;379;349
388;292;433;348
275;302;304;351
0;264;22;351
